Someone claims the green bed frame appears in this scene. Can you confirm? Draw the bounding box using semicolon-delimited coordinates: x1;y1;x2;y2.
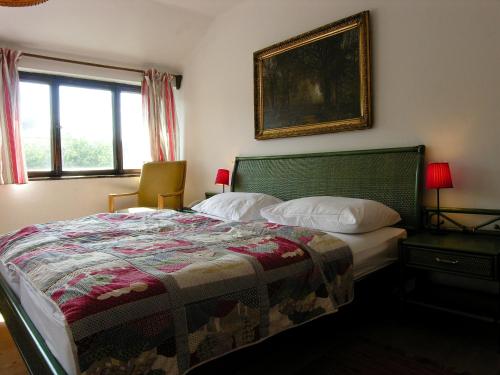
0;145;425;375
233;145;425;230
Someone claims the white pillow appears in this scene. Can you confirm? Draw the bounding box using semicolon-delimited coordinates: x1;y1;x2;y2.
192;192;282;221
260;196;401;234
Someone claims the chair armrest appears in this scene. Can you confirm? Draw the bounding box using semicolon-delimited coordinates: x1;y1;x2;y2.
158;190;184;210
108;192;138;212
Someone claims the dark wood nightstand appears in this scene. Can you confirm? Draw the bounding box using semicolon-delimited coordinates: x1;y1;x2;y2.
400;231;500;324
205;192;218;199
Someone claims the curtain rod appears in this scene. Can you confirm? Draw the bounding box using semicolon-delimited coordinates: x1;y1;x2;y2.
22;52;183;89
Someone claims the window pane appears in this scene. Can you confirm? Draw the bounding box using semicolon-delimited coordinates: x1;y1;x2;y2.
121;91;150;169
59;85;114;171
19;82;52;171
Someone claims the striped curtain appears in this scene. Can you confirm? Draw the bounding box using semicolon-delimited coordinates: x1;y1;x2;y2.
0;48;27;185
142;69;179;161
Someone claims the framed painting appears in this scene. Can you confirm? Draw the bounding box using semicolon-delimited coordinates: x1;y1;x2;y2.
254;11;371;140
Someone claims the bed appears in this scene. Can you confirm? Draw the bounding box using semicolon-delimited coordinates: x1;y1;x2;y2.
0;145;425;375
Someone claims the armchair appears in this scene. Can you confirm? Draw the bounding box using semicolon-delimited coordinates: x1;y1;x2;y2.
108;161;187;213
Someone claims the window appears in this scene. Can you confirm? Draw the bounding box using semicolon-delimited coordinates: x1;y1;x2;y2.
59;85;114;171
120;91;150;170
19;72;150;178
19;81;52;172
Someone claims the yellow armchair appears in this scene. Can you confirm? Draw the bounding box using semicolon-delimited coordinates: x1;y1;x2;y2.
108;161;187;213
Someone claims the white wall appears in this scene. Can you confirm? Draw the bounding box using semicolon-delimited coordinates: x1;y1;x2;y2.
18;55;143;85
0;177;139;234
181;0;500;210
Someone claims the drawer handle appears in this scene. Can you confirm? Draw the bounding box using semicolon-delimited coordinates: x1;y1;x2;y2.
435;257;459;265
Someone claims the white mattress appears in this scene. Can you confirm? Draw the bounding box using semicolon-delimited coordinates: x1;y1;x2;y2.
331;226;407;280
0;222;405;375
0;260;79;374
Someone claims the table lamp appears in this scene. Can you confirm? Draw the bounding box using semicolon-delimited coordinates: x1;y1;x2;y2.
426;162;453;233
215;169;230;193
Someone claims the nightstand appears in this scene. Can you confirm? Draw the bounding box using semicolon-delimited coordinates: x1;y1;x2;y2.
400;231;500;323
205;192;218;199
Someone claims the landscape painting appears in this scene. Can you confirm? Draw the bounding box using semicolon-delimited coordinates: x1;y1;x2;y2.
254;11;371;140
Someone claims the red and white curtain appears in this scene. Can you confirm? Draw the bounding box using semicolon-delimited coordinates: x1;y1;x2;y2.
0;48;27;185
142;69;179;161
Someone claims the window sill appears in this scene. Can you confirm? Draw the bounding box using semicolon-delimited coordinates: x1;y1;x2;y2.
28;173;140;181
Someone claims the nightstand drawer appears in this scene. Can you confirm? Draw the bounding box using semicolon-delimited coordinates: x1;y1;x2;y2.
405;247;495;278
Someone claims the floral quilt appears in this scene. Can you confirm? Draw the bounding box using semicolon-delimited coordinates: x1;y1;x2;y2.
0;210;353;375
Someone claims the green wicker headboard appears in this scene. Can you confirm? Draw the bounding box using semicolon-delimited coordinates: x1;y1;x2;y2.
232;145;425;230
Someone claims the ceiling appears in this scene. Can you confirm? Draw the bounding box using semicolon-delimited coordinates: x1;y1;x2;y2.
0;0;245;73
150;0;244;17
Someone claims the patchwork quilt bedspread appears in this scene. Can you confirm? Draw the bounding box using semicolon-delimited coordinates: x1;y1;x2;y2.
0;210;353;375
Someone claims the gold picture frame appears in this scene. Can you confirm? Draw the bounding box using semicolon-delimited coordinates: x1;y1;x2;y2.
254;11;371;140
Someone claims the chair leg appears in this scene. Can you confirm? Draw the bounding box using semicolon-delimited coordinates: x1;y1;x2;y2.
108;196;115;213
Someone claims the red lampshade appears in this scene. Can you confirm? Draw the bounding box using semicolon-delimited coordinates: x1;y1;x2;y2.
215;169;230;185
426;163;453;189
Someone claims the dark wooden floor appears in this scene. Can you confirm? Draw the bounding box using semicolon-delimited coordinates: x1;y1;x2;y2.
187;302;499;375
0;319;28;375
190;272;500;375
2;282;500;375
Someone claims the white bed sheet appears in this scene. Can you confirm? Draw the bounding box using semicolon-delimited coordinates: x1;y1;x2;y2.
0;216;405;375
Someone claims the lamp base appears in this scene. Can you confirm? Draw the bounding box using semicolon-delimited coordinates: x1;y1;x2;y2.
430;188;447;235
